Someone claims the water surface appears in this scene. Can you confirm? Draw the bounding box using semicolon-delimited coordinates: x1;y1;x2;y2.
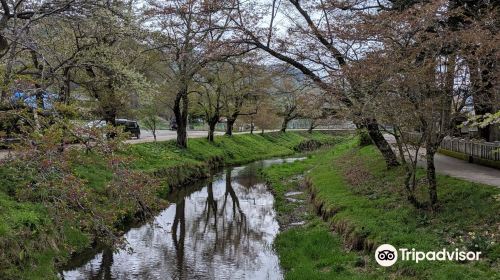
62;157;305;280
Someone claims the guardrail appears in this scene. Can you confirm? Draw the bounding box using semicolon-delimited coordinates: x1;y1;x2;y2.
440;136;500;161
401;132;500;161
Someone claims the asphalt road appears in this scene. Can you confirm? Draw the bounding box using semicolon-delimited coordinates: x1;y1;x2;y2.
125;129;224;144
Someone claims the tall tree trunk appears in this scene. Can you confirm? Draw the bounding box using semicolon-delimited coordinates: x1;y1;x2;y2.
308;119;316;133
364;118;400;167
226;117;236;136
174;87;188;148
393;127;407;166
250;115;254;134
60;67;71;104
468;57;495;141
103;106;116;126
426;145;438;207
281;117;289;133
208;121;216;142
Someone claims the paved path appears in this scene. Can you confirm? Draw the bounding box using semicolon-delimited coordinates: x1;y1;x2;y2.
124;130;224;144
384;135;500;187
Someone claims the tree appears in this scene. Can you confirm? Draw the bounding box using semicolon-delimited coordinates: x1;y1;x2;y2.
232;0;400;168
141;90;164;142
192;63;225;142
269;67;310;132
71;5;149;126
345;0;497;207
446;0;500;141
253;94;281;134
145;0;242;148
221;60;267;136
298;92;337;133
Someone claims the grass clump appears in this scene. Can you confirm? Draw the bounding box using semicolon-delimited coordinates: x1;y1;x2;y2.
275;219;379;280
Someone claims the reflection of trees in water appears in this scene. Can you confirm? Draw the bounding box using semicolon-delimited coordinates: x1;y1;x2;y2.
203;179;218;236
188;169;250;253
172;198;186;279
170;167;275;278
222;168;246;221
69;248;113;280
65;164;280;280
215;168;247;255
234;163;263;188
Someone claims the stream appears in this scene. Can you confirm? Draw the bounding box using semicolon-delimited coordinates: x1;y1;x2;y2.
61;157;306;280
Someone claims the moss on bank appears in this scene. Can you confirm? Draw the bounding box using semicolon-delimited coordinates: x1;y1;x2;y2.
0;131;340;279
264;138;500;279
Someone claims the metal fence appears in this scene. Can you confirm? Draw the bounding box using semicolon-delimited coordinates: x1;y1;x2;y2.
440;136;500;161
401;132;500;161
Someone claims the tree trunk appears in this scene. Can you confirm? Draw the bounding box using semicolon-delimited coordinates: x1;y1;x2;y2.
97;248;114;279
468;56;495;141
60;67;71;104
35;85;44;110
174;87;188;148
103;107;116;126
393;127;407;166
208;121;216;142
308;119;315;133
426;146;438;207
226;117;236;136
103;106;117;139
281;118;289;133
365;118;399;168
250;115;254;134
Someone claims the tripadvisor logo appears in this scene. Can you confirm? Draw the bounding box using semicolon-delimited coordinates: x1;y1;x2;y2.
375;244;398;267
374;244;481;267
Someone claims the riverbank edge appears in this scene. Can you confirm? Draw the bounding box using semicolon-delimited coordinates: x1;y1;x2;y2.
263;137;500;279
0;131;346;279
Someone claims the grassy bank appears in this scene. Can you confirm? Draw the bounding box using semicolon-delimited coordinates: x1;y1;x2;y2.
0;131;341;279
264;138;500;279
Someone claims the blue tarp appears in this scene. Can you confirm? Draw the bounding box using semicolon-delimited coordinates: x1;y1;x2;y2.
11;91;58;109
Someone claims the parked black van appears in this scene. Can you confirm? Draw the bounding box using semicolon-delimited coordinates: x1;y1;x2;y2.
116;119;141;139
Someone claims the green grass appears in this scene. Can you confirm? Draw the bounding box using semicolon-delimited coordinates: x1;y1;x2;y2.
275;219;380;280
263;138;500;279
128;131;338;163
123;131;341;185
0;131;342;279
64;131;339;195
0;185;92;279
263;158;311;216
